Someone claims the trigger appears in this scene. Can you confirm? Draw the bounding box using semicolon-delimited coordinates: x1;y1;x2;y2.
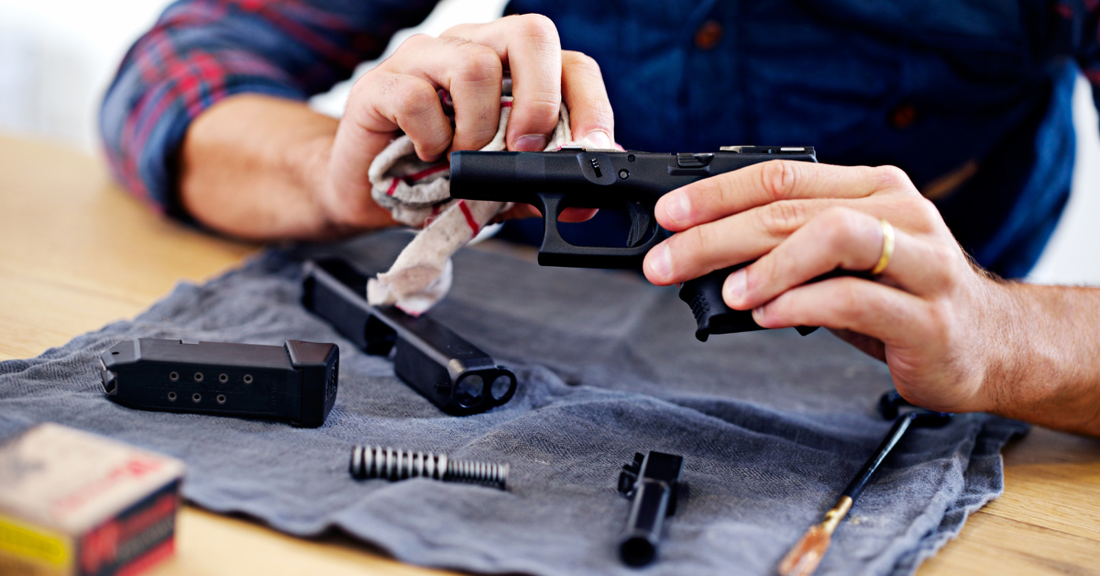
625;202;652;248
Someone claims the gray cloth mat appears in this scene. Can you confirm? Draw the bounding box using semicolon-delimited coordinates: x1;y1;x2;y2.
0;229;1027;576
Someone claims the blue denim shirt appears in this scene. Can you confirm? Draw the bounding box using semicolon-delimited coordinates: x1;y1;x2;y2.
501;0;1093;278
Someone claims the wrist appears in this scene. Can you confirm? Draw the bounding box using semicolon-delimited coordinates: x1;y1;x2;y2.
975;280;1100;434
293;134;350;237
312;117;400;233
180;94;367;240
968;276;1026;415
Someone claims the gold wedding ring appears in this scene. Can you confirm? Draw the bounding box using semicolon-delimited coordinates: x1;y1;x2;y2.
871;218;895;275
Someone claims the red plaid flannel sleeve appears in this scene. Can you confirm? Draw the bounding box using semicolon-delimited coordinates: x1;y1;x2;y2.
100;0;438;216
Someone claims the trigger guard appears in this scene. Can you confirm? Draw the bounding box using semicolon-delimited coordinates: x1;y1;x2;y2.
534;193;657;267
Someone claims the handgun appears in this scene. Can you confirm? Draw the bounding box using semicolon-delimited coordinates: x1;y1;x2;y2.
449;146;818;341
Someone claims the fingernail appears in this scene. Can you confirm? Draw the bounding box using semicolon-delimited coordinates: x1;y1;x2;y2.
753;306;766;324
664;192;691;225
514;134;548;152
647;244;672;282
581;130;613;150
724;269;746;303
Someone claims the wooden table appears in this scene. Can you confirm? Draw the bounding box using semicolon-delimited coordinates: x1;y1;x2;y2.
2;134;1098;575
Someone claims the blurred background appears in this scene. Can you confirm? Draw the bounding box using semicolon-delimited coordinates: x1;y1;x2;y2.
1;0;1098;285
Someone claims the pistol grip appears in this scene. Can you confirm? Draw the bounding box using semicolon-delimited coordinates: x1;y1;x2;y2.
678;265;819;341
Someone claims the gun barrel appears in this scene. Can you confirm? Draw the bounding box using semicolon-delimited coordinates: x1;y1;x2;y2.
620;479;674;566
617;450;685;567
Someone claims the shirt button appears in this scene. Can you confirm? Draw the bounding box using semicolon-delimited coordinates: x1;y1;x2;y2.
889;104;917;129
694;20;723;50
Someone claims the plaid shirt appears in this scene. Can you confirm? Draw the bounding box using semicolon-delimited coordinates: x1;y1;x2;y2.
102;0;1100;277
99;0;438;216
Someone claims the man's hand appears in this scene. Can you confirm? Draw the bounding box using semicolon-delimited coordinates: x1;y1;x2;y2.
641;160;1100;433
181;15;612;239
322;14;613;228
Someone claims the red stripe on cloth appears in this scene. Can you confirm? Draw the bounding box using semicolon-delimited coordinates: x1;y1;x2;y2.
424;204;442;227
386;179;399;196
458;200;480;235
403;164;450;183
500;101;513;108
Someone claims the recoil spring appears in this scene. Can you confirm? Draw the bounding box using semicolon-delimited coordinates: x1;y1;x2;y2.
349;445;509;490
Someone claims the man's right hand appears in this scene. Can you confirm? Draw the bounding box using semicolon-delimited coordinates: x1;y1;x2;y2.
179;15;613;240
320;14;615;229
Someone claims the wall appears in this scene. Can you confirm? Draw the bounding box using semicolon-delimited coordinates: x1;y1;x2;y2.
0;0;168;150
1030;75;1100;285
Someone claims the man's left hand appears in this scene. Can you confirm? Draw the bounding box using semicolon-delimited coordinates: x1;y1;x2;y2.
642;160;1009;415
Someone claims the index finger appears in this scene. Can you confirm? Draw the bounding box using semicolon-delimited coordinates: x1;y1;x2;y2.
655;161;908;232
445;15;563;151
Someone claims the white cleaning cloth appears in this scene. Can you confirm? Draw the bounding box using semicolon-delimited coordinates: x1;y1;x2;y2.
366;87;573;315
